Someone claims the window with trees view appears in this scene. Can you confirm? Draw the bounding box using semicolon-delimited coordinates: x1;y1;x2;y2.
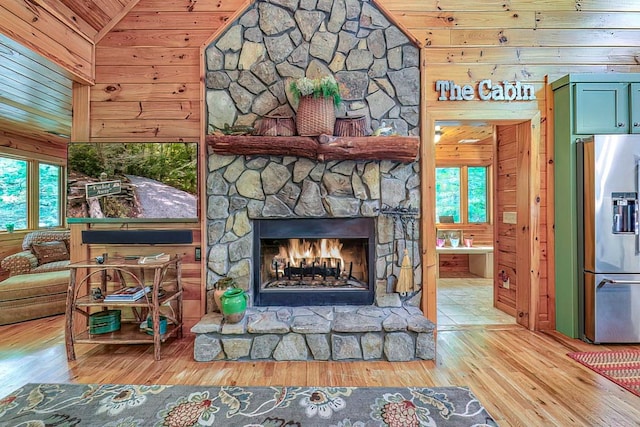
0;155;63;231
436;166;489;224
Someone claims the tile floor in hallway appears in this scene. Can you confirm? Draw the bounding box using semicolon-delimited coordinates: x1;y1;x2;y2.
437;277;515;328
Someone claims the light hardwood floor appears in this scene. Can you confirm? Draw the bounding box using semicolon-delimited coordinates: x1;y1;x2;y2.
0;315;638;426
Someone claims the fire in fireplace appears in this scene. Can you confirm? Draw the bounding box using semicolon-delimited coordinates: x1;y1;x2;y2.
265;237;367;288
253;218;375;306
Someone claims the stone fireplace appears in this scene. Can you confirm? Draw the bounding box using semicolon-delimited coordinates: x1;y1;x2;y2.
205;154;421;308
204;0;422;305
192;0;434;362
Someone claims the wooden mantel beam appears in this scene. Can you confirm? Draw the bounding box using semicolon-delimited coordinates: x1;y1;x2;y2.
206;134;420;163
206;135;318;159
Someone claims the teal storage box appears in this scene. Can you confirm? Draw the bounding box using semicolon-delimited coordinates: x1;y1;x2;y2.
146;315;167;335
89;310;121;334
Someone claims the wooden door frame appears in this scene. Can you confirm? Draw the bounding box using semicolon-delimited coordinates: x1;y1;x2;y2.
421;109;541;330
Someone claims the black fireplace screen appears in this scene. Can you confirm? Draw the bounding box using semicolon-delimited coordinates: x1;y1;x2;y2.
253;218;375;306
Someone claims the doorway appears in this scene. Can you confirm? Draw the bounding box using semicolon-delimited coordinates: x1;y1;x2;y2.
421;111;542;331
433;120;515;328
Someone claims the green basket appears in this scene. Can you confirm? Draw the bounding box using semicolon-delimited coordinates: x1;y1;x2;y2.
89;310;121;334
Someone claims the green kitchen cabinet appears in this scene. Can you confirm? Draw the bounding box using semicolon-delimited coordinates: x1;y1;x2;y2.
551;74;640;339
574;83;629;134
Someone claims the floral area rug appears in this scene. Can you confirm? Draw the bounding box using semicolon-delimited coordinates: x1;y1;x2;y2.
0;383;498;426
568;350;640;398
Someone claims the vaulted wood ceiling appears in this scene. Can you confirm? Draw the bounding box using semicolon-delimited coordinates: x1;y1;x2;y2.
0;0;139;146
58;0;138;37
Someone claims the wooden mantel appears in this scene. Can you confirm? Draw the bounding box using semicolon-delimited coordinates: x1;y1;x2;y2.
206;134;420;163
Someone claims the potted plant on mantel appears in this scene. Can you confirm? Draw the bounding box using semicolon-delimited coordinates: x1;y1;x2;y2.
290;75;342;136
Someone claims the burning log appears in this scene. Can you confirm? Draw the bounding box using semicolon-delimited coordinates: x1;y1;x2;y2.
263;237;367;290
283;265;341;278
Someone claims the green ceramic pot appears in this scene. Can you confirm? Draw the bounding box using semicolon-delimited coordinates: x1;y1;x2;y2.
220;288;248;323
213;277;236;312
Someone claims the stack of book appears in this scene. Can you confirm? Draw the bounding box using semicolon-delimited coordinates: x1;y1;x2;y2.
104;286;151;302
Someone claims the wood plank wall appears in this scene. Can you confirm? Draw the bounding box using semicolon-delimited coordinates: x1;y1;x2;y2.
495;126;518;316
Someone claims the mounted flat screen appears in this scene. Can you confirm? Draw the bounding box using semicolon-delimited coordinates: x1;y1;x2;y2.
66;142;198;222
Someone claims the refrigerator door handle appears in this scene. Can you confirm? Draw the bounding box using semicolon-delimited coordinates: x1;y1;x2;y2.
637;159;640;255
636;202;639;254
598;278;640;288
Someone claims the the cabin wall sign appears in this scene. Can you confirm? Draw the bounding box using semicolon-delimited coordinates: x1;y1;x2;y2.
436;79;536;101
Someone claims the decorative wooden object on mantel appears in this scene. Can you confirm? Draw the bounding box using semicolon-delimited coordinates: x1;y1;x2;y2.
206;134;419;163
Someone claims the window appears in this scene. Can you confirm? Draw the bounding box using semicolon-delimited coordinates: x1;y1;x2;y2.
0;157;27;230
39;163;62;227
435;167;461;222
467;167;488;223
0;154;64;231
436;166;489;224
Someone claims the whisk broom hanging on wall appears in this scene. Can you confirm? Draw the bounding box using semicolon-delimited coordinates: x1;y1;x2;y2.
396;248;413;296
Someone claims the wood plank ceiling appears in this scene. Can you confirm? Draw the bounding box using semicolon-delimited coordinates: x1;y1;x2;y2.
0;0;138;146
435;123;494;145
0;34;73;144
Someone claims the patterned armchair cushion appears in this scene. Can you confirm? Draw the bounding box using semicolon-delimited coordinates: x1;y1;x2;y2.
21;230;70;251
1;251;38;276
31;260;70;274
30;241;69;265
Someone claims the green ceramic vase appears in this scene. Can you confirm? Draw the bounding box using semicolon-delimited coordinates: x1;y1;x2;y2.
220;288;248;323
213;277;236;312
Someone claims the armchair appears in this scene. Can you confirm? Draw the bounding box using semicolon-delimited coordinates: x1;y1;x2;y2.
1;230;71;276
0;230;71;324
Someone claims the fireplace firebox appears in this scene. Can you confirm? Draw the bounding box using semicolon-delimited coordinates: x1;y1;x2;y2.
253;218;375;306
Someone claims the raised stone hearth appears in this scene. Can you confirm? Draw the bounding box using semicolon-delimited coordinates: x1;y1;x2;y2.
191;299;435;362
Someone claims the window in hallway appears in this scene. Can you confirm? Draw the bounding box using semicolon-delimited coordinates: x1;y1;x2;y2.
436;166;489;224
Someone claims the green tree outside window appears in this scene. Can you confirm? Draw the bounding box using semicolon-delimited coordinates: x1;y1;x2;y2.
39;163;62;227
436;166;488;224
0;155;63;231
468;167;487;223
436;167;460;222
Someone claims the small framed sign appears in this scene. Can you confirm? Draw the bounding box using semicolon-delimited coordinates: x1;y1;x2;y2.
85;180;121;198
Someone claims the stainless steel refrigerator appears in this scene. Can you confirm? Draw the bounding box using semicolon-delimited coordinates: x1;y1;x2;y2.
577;134;640;343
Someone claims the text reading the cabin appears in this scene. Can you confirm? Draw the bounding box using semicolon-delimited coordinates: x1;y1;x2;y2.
436;80;536;101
